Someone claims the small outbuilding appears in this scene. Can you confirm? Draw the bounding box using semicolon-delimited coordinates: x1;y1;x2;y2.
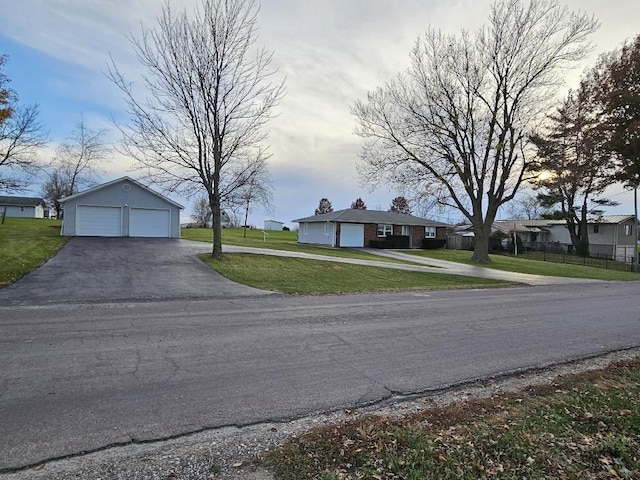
0;196;46;218
264;219;284;231
60;176;184;238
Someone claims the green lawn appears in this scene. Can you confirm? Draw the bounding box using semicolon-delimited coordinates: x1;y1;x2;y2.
0;217;68;287
183;227;414;264
199;253;513;294
408;249;640;281
267;357;640;479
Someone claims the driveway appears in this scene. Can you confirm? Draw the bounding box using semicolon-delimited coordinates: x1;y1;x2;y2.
0;238;272;306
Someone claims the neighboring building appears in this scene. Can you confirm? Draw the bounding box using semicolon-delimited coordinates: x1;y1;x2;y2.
0;196;46;218
452;215;637;262
264;220;284;231
293;209;450;248
60;176;184;238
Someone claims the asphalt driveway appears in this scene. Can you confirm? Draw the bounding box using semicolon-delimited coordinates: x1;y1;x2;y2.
0;237;272;306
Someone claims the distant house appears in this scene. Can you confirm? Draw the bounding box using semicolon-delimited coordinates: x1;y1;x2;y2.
452;215;637;262
264;219;284;231
0;196;46;218
293;209;450;248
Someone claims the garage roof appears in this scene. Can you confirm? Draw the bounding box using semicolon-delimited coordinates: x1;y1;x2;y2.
60;176;184;209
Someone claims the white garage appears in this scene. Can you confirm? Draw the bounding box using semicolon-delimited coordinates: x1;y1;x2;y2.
340;223;365;247
60;177;183;238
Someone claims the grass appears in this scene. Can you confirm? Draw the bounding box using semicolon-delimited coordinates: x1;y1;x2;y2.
408;249;640;281
183;227;414;264
199;253;513;294
266;357;640;479
0;217;68;287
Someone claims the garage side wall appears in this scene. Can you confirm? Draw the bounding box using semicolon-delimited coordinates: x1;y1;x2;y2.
62;181;181;238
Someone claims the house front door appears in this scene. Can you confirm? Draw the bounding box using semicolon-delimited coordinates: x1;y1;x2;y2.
401;225;412;247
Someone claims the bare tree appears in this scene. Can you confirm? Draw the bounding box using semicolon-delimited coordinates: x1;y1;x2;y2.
505;193;545;220
109;0;284;258
191;196;212;227
227;155;273;237
353;0;598;262
43;115;109;217
1;55;48;192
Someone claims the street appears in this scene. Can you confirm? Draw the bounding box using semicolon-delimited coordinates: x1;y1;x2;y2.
1;281;639;471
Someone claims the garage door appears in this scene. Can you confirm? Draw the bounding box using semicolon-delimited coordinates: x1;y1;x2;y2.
129;208;171;238
340;223;364;247
76;206;122;237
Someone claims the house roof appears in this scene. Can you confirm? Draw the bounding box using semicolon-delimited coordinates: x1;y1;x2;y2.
494;215;636;229
293;209;451;227
0;196;45;207
60;176;184;209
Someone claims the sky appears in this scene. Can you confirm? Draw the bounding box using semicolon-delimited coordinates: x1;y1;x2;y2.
1;0;639;228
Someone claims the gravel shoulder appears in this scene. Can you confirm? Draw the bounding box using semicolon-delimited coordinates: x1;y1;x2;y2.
3;347;639;480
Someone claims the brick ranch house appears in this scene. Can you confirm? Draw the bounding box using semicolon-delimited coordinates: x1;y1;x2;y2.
293;209;450;248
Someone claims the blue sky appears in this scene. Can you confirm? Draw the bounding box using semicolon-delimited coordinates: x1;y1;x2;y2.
1;0;639;227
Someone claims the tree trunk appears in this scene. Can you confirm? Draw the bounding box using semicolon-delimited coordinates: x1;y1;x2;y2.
577;203;589;256
211;174;223;259
635;185;638;272
243;201;250;239
471;228;491;263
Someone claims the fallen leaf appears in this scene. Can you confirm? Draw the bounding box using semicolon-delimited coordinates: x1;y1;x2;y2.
232;462;242;468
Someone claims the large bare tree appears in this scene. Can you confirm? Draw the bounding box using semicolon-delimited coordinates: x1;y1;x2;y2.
109;0;284;258
43;115;110;218
1;55;48;192
352;0;598;262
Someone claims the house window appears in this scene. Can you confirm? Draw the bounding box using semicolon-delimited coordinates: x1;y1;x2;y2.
324;222;329;235
20;206;24;211
425;226;436;238
303;223;308;234
624;224;633;236
593;224;599;234
377;224;392;237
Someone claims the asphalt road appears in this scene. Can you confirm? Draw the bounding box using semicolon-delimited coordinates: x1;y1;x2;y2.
1;282;639;471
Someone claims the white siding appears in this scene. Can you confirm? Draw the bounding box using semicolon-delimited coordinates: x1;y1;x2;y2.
0;205;37;218
297;222;335;246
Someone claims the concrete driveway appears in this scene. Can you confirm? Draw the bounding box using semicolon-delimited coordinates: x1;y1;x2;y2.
0;237;272;306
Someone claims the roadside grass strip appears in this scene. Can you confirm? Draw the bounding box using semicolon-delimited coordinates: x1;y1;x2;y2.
266;357;640;479
0;218;67;287
199;253;514;294
408;249;640;281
